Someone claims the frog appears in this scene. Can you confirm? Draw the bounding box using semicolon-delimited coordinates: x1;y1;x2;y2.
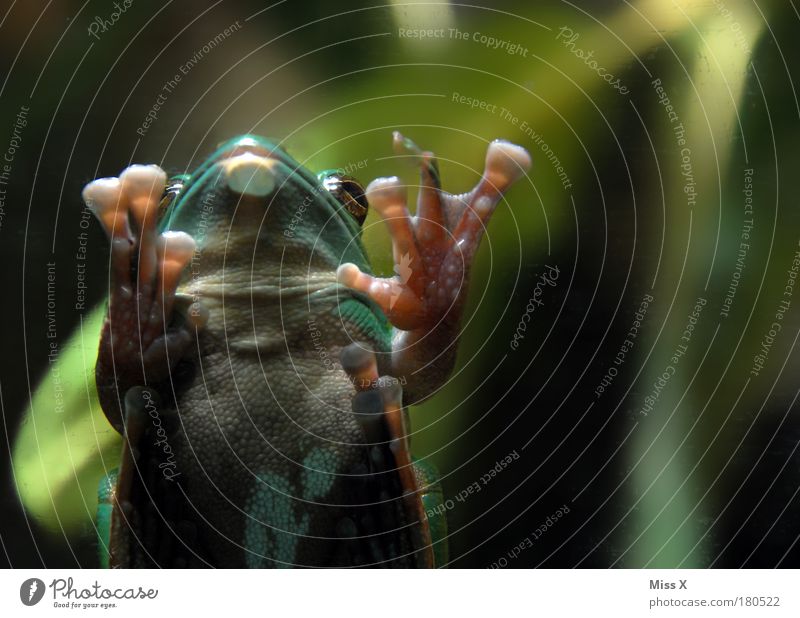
82;132;531;568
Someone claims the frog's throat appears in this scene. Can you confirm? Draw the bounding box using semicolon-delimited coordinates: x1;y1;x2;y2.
178;271;381;356
182;270;339;304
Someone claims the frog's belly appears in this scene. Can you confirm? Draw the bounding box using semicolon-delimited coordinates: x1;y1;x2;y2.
167;335;413;567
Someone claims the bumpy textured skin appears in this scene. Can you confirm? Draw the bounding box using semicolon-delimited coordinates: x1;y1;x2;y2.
96;137;425;567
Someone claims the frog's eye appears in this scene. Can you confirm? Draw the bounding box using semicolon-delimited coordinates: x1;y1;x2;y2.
321;173;369;226
158;175;187;218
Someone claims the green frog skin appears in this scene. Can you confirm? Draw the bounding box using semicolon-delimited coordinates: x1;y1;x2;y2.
84;133;531;568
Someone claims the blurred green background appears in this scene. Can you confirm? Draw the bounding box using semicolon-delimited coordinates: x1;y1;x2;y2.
2;0;799;567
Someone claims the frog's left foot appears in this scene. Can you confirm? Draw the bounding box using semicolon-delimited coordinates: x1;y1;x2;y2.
84;165;205;430
337;134;531;399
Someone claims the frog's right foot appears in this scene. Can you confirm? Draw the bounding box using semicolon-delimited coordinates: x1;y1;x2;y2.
337;133;531;401
83;165;207;431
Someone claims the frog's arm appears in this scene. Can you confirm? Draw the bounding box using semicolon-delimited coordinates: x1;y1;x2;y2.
12;304;122;537
338;133;531;403
15;166;200;550
81;167;201;433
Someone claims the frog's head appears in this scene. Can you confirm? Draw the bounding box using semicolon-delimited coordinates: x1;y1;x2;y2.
159;135;371;274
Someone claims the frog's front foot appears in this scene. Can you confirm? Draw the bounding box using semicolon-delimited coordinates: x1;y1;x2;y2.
337;133;531;402
83;166;206;432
